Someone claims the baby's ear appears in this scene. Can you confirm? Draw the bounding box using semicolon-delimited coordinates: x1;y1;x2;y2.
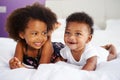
86;35;92;43
19;32;24;39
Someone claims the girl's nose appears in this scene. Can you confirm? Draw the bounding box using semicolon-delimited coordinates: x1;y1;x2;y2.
36;34;43;40
37;33;47;41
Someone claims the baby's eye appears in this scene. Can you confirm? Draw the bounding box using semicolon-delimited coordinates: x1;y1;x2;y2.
65;31;70;35
75;33;81;37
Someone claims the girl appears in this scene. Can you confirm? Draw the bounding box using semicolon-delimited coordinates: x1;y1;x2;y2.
6;3;58;69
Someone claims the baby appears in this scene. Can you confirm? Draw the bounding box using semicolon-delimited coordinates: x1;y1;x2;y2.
58;12;117;71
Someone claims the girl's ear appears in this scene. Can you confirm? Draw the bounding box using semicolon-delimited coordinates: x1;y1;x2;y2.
19;32;24;39
86;35;92;43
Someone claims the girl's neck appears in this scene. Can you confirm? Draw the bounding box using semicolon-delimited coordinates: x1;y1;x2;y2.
26;45;40;58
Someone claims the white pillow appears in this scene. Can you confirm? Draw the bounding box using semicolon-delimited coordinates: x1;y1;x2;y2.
106;19;120;31
0;37;16;67
105;19;120;52
51;18;65;43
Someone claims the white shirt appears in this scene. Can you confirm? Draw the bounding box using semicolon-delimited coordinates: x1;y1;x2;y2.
60;43;109;66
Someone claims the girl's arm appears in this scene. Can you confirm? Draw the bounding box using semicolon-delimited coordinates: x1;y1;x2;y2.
82;56;97;71
9;41;24;69
14;41;24;61
54;56;67;63
39;22;61;64
39;33;53;64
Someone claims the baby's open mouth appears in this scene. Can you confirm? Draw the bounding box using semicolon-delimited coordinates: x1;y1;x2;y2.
68;42;76;44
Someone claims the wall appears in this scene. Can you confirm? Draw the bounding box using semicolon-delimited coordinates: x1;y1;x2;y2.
46;0;120;29
0;0;45;37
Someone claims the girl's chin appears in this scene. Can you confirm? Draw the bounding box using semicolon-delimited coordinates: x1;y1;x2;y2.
31;46;42;50
35;46;42;49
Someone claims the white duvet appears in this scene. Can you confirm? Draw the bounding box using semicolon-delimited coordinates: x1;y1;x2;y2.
0;37;120;80
1;59;120;80
0;19;120;80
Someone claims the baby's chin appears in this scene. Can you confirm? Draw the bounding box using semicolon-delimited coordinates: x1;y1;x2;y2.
67;44;77;50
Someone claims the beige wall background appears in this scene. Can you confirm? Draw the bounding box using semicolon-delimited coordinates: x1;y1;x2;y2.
46;0;120;29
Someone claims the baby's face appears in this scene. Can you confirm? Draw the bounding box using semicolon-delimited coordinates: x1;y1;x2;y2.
20;19;47;50
64;22;92;51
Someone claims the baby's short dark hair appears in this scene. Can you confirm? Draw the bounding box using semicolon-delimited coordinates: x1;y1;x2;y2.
6;2;57;41
66;12;94;34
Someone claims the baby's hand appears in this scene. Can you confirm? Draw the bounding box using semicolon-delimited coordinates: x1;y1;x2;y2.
9;57;22;69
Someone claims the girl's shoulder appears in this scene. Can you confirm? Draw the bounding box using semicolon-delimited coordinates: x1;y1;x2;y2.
17;39;26;46
16;40;26;51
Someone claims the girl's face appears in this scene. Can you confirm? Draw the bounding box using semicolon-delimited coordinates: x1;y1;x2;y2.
19;19;47;50
64;22;92;52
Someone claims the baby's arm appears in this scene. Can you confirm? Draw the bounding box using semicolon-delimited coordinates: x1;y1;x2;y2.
101;44;117;61
82;56;97;71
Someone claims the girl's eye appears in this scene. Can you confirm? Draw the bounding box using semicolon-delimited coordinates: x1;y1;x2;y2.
42;31;47;36
31;32;37;36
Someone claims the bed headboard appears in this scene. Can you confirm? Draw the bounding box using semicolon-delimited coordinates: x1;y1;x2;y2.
46;0;120;29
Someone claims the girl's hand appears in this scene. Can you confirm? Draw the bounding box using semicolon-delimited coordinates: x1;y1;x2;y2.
9;57;23;69
47;22;61;39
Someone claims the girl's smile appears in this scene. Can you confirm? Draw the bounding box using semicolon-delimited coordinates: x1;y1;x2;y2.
19;19;47;50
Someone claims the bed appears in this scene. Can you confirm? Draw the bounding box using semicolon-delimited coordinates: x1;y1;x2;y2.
0;19;120;80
